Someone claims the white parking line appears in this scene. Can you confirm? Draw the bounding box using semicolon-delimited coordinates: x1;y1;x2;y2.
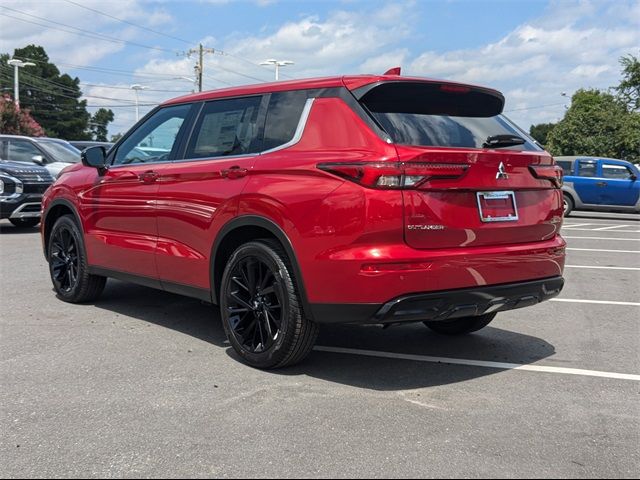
566;247;640;253
563;236;640;242
565;265;640;271
550;298;640;306
594;225;631;231
562;223;595;228
314;346;640;382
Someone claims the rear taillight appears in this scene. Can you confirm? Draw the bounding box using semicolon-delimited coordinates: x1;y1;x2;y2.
529;165;564;188
317;162;468;189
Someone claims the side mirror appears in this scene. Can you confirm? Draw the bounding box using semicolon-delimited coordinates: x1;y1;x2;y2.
31;155;45;166
630;174;638;182
81;146;108;172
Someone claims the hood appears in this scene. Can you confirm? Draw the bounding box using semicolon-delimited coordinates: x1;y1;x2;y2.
0;160;54;182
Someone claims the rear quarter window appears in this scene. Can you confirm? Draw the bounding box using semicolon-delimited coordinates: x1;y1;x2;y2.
556;160;573;175
577;160;598;177
262;91;308;151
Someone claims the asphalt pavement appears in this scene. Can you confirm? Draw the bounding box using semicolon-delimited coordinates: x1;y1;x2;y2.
1;211;639;478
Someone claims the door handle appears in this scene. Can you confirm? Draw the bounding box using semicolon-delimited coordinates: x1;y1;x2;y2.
221;166;248;180
596;181;607;187
139;170;160;184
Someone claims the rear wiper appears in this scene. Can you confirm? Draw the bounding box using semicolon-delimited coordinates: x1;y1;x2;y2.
483;134;526;149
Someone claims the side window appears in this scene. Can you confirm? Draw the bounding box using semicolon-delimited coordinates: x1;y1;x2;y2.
186;96;262;159
602;164;633;180
577;160;597;177
556;161;572;175
114;104;191;165
263;91;308;151
7;140;42;163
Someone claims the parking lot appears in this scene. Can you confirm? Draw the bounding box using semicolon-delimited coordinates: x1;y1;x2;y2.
1;211;638;478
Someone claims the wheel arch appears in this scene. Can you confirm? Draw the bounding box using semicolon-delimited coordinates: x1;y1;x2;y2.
43;198;83;257
210;215;314;321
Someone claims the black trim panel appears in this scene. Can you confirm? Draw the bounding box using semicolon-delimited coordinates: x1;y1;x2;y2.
88;266;211;302
311;276;564;325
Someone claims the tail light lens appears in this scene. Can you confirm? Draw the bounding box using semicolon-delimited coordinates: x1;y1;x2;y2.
529;165;564;188
317;162;469;189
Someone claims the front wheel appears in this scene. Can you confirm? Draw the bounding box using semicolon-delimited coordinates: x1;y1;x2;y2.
48;215;106;303
424;313;496;335
9;217;40;228
220;240;318;369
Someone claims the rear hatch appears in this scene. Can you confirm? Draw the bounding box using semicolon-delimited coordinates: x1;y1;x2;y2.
354;80;563;249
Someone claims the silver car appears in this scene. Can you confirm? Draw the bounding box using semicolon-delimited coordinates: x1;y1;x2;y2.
0;135;81;178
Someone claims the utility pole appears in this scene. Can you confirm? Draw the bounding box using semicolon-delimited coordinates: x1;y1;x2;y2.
180;44;215;92
7;59;35;107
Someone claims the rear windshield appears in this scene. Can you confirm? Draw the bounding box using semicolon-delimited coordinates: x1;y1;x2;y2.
358;81;541;151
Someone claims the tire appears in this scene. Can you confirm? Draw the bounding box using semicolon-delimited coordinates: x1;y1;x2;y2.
424;313;496;335
48;215;106;303
220;239;319;369
563;194;574;216
9;217;40;228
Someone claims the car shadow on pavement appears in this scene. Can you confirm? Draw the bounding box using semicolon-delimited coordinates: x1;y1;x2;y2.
94;280;555;391
0;223;40;234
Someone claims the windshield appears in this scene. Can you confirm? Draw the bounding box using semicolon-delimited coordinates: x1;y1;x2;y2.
37;140;81;163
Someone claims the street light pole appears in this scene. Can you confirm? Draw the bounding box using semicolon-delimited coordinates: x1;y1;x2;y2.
7;59;35;107
130;84;149;123
259;59;294;81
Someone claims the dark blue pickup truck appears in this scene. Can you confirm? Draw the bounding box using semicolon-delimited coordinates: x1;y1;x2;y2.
555;156;640;216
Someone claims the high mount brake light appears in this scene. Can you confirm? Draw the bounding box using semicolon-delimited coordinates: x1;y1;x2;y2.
317;162;469;189
439;85;471;94
529;165;564;188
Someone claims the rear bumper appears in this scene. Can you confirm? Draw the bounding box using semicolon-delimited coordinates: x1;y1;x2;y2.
310;276;564;324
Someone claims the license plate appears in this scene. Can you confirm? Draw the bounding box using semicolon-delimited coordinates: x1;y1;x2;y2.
477;191;518;222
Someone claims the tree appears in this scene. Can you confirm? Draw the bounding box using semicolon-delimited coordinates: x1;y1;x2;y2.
89;108;114;141
110;132;123;143
0;94;45;136
546;89;640;162
529;122;556;146
615;54;640;111
0;45;91;139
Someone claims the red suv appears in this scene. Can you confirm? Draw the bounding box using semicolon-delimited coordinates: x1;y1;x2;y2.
41;74;566;368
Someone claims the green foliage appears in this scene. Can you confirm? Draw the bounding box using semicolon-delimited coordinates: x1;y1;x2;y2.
0;94;45;136
547;89;640;162
110;132;123;143
0;45;90;140
529;122;556;146
615;54;640;111
90;108;115;142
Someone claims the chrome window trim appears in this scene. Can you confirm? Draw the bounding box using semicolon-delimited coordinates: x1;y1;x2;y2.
261;98;315;155
108;97;315;169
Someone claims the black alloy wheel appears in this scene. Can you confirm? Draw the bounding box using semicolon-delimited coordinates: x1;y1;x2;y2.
50;225;80;293
48;215;106;303
220;240;318;369
226;255;284;354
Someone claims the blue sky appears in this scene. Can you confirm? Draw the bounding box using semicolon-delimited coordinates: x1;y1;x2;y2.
1;0;639;136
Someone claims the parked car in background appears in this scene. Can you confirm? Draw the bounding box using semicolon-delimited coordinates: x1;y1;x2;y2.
555;156;640;215
0;160;54;228
68;141;114;152
0;135;81;178
41;73;566;368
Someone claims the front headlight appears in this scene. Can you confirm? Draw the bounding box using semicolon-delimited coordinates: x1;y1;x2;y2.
0;174;23;198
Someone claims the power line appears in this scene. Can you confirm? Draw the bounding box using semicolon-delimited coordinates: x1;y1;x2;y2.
0;6;177;54
80;83;189;93
504;102;567;113
61;0;195;46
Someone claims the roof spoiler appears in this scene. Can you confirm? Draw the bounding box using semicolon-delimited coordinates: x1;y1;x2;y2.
384;67;401;75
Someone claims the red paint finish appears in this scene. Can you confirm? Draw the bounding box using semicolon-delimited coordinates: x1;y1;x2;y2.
42;74;565;316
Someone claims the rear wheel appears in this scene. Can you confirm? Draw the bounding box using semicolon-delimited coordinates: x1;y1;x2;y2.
563;194;574;216
220;240;318;369
9;218;40;228
423;313;496;335
48;215;106;303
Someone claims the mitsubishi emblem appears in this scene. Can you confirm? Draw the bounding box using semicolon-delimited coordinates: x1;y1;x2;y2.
496;162;509;180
